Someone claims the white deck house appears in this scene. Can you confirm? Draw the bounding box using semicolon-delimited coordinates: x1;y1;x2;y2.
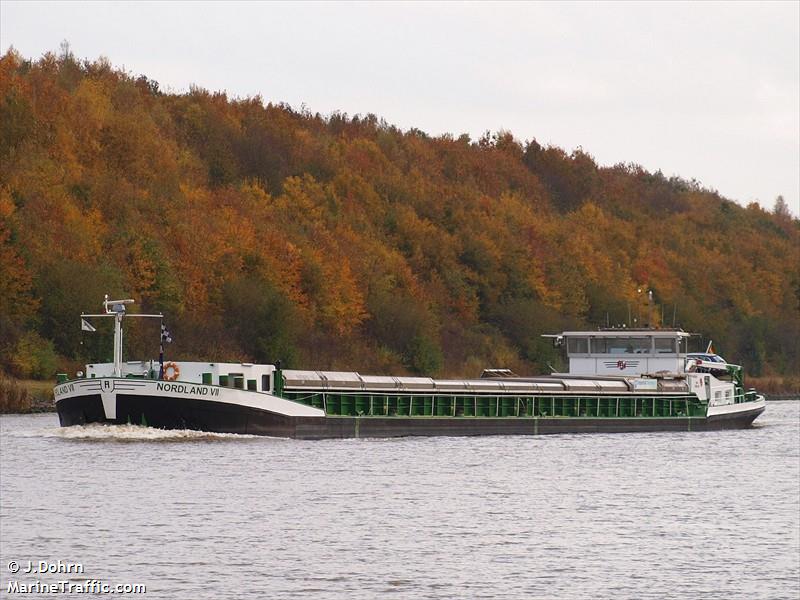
554;329;692;376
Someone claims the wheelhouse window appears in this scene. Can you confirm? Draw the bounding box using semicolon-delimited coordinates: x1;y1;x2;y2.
261;374;271;392
591;337;651;354
655;338;677;354
678;338;688;354
567;337;589;354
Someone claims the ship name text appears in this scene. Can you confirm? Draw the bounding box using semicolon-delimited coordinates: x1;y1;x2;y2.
54;383;75;396
156;382;220;396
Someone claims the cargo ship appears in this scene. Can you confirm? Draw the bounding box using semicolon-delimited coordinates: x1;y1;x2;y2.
55;296;766;438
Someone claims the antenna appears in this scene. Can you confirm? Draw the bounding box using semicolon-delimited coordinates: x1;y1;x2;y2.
103;297;135;314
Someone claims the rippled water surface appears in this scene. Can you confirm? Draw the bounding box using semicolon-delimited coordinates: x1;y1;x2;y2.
2;402;798;599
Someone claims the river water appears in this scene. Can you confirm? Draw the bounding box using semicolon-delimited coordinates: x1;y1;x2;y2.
1;402;798;599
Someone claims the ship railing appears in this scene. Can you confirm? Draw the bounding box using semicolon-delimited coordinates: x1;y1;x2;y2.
734;390;760;404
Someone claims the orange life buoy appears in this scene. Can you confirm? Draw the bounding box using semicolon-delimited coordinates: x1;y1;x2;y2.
163;362;180;381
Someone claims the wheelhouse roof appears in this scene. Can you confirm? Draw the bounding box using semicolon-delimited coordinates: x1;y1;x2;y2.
557;329;692;338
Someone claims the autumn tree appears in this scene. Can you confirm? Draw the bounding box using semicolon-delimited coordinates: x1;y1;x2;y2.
0;48;798;381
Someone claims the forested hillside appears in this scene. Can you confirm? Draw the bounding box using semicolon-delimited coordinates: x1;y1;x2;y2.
1;49;798;380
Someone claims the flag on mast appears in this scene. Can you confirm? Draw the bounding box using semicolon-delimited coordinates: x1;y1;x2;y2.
81;318;96;332
706;340;715;354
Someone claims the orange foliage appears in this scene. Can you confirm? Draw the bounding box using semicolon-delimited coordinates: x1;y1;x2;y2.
0;49;798;376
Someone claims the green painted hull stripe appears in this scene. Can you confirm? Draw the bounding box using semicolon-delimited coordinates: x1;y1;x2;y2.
279;390;719;419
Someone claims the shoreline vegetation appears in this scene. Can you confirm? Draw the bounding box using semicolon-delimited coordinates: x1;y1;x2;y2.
746;376;800;400
2;374;797;415
0;377;56;414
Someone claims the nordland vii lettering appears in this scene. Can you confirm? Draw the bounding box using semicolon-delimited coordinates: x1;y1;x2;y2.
156;382;220;396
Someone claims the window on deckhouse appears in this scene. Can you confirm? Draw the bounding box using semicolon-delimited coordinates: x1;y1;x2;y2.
591;337;651;354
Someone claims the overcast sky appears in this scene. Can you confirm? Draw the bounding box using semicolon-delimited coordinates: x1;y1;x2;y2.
2;1;798;215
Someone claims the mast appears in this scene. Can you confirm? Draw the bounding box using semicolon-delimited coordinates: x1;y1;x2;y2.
82;295;163;378
104;295;134;377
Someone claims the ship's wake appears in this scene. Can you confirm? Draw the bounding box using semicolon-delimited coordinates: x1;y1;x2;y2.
7;423;260;442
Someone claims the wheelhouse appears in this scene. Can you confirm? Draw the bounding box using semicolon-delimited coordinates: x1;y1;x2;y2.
552;329;692;376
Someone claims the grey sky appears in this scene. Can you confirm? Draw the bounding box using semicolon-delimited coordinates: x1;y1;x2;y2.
2;1;798;215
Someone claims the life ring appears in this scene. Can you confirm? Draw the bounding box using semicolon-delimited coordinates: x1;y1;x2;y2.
163;362;180;381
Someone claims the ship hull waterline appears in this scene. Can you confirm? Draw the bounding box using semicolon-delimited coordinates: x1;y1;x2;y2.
55;386;766;440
